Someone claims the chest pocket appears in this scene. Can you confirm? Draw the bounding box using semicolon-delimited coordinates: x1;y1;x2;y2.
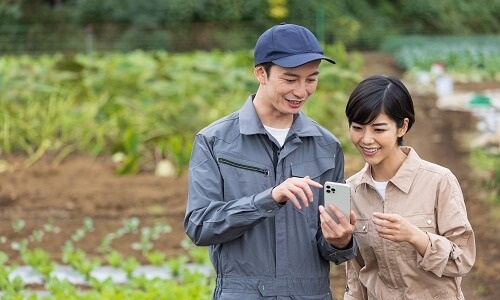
217;155;271;198
400;213;436;261
218;155;270;178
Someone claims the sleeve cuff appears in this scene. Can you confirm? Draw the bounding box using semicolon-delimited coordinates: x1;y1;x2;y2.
253;188;282;216
326;235;357;264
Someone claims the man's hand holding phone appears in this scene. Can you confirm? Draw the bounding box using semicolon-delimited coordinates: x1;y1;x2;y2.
320;181;356;249
319;204;356;249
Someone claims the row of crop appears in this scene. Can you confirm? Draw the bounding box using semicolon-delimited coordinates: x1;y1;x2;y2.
0;43;363;175
1;217;214;299
381;35;500;82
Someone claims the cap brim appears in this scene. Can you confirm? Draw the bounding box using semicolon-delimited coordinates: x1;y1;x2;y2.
272;53;336;68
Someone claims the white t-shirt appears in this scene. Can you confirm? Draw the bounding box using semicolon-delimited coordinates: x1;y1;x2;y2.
372;176;388;201
264;125;290;147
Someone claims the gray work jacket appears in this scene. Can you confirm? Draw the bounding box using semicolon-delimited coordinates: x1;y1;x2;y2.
184;95;357;300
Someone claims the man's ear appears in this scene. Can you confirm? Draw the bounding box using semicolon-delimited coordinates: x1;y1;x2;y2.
254;66;267;84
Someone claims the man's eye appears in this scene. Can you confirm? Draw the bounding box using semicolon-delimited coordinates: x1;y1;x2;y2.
285;79;295;83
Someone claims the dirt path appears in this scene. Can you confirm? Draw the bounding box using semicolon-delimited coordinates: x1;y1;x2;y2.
0;52;498;299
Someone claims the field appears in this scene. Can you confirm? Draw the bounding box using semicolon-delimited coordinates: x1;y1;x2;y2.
1;52;499;299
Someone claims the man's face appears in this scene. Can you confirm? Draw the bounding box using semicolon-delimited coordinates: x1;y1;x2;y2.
258;60;321;117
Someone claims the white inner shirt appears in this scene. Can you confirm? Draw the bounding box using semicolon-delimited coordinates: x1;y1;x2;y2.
372;176;388;201
264;125;290;147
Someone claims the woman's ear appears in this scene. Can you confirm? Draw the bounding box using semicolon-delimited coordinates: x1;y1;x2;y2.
254;66;267;84
398;118;409;137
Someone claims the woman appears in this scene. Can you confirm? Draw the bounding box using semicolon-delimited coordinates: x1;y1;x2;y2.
344;75;475;299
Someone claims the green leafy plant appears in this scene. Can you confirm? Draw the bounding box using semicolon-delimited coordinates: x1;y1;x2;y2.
12;219;26;232
20;248;55;279
166;254;188;277
144;250;167;266
62;242;101;280
0;252;25;299
120;256;140;279
45;277;78;298
105;250;124;268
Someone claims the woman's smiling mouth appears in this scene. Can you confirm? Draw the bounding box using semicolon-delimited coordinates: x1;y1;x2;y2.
361;146;381;155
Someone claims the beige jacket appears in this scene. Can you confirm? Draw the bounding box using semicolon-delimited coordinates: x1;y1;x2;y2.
344;147;475;300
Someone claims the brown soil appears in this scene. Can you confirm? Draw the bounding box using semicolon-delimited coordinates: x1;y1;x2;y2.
1;52;499;299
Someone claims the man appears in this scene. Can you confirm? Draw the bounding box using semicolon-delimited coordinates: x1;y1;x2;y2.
184;22;356;299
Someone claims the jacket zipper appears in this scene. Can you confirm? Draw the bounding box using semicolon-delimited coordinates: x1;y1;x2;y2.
368;185;385;212
368;184;398;286
217;158;269;176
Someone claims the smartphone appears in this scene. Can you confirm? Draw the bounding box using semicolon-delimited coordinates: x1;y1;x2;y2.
323;181;351;224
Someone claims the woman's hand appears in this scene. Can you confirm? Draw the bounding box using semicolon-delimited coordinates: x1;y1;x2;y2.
372;212;429;255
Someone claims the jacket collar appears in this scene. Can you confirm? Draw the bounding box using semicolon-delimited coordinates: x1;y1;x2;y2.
354;146;421;194
239;94;322;137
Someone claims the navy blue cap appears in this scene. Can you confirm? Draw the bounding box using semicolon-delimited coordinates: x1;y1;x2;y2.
254;22;335;68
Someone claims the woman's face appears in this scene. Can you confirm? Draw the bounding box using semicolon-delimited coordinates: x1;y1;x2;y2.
349;113;407;168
